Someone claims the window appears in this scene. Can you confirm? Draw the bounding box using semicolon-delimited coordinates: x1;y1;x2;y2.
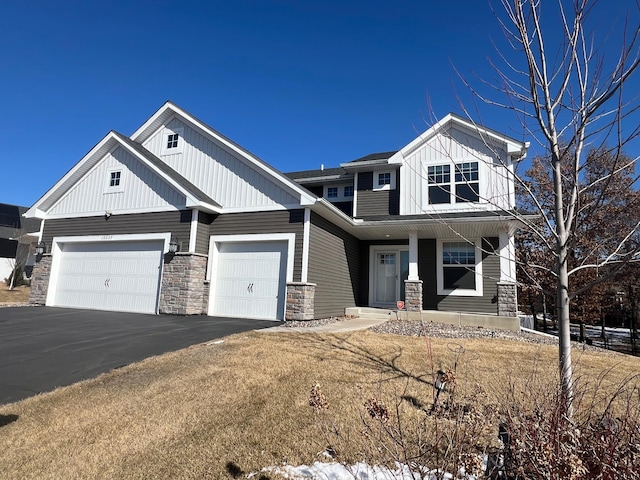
344;185;354;197
327;187;338;198
109;171;121;187
437;240;483;296
380;253;395;265
105;168;124;193
427;161;479;204
166;133;179;149
427;165;451;204
455;162;479;202
161;127;184;155
378;172;391;185
374;170;396;191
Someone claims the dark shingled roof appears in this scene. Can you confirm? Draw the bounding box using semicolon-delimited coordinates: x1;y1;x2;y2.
284;167;350;182
346;151;397;163
0;204;41;238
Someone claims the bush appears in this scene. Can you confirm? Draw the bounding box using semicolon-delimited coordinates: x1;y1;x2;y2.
5;265;26;288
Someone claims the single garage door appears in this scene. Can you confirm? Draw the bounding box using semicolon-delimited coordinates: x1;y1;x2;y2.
52;240;164;314
210;241;287;320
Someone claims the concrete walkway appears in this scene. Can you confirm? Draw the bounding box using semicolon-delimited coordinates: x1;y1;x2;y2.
262;316;389;333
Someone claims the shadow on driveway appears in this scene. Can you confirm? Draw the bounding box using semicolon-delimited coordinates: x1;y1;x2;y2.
0;306;275;405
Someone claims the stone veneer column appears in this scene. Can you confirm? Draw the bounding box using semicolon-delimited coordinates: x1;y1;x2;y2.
29;254;52;305
159;253;208;315
286;282;316;321
404;280;423;312
497;282;518;317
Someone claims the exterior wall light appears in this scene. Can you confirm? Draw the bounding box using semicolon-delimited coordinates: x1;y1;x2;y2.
35;242;46;255
169;238;179;254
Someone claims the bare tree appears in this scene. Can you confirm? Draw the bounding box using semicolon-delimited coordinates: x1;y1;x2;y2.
452;0;640;414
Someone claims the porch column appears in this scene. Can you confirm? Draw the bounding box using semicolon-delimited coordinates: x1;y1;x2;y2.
405;231;423;313
408;231;419;280
497;230;517;317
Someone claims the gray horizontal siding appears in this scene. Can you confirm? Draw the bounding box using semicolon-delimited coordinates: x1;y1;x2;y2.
308;212;361;318
42;211;192;250
420;237;500;315
205;210;305;282
357;190;401;217
356;171;400;217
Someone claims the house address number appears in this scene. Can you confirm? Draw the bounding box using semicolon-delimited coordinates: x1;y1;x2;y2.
101;235;113;240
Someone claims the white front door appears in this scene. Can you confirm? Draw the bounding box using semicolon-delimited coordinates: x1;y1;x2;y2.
210;241;287;320
372;249;410;307
375;252;398;304
51;240;164;314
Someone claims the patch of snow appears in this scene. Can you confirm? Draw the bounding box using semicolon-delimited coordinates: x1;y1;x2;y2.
262;461;483;480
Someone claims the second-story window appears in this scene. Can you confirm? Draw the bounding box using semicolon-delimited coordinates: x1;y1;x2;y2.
327;187;338;198
166;133;179;149
109;170;121;187
378;172;391;185
427;165;451;204
427;162;479;204
344;185;354;197
161;127;184;155
455;162;479;202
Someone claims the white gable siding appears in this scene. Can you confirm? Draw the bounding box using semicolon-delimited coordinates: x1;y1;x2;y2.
143;118;299;209
47;146;187;217
400;126;513;215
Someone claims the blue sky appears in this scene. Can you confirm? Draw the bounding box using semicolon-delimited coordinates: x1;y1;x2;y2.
1;1;638;206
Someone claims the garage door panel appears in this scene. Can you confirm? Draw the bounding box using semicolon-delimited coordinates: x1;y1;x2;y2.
210;241;287;321
52;240;163;314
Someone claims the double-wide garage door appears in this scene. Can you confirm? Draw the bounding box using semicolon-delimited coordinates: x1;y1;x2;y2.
210;241;287;320
51;240;164;314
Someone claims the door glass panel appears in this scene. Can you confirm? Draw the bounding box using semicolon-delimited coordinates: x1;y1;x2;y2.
375;253;397;303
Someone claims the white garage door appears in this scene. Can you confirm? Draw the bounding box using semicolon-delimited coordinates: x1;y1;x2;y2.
210;241;287;320
52;240;164;314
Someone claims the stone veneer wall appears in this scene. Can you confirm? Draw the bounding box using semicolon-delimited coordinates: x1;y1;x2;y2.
29;255;52;305
497;283;518;317
159;253;208;315
404;280;423;312
286;282;316;320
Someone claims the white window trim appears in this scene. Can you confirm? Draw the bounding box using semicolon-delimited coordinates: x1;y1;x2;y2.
422;160;484;210
373;169;396;191
323;183;354;201
105;167;124;194
161;127;184;156
436;238;483;297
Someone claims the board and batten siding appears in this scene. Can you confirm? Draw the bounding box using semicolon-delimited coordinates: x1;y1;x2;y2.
202;210;305;282
400;126;512;215
48;146;188;217
42;211;192;249
419;238;500;314
143;118;300;210
308;212;361;318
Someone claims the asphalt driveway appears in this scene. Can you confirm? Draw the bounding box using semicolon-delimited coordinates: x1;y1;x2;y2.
0;306;275;405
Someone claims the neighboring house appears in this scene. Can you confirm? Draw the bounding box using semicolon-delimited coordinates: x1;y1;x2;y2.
0;203;41;283
25;102;528;320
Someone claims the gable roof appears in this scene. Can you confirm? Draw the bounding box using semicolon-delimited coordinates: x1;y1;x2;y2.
25;131;222;219
388;112;528;164
131;101;315;206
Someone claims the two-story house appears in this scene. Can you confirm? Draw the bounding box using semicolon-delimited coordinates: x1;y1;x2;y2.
26;102;528;321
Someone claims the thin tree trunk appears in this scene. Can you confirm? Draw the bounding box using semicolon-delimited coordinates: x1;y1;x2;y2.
556;248;574;416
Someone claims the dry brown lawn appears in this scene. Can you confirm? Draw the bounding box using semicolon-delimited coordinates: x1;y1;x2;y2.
0;329;637;479
0;284;30;304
